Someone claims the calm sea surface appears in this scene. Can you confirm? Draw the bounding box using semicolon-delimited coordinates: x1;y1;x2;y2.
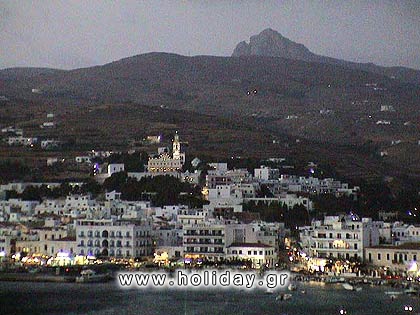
0;281;419;315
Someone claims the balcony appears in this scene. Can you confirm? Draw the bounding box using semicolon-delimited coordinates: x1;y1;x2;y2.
184;242;225;246
316;247;358;252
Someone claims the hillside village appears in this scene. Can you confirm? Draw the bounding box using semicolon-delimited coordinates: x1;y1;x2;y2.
0;132;418;277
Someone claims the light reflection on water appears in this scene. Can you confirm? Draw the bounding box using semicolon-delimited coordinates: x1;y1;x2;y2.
0;281;419;315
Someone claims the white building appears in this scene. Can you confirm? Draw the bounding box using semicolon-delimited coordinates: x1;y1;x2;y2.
40;122;55;128
146;135;161;144
177;208;209;226
7;136;38;146
41;140;61;149
278;175;357;197
226;243;277;268
108;163;125;176
279;194;313;211
206;168;251;189
299;215;380;261
153;228;183;247
207;185;244;212
75;156;92;164
0;233;14;256
254;166;280;181
1;126;23;135
105;191;122;201
75;218;153;258
392;223;420;245
183;219;282;263
366;244;420;270
380;105;395;112
65;194;96;211
191;157;201;168
183;220;226;261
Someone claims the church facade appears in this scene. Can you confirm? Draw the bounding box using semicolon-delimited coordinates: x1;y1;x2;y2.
147;132;185;172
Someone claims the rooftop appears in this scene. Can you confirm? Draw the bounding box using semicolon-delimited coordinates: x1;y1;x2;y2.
369;243;420;250
228;242;273;248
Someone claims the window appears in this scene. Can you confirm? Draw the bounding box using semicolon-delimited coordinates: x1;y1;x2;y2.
377;253;381;260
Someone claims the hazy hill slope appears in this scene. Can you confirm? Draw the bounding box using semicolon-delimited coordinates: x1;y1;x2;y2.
0;52;407;103
232;28;420;86
0;52;418;174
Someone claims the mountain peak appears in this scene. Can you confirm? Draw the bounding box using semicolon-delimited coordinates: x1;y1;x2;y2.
232;28;314;60
258;28;285;37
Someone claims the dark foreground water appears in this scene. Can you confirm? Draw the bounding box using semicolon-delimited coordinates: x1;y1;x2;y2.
1;281;419;315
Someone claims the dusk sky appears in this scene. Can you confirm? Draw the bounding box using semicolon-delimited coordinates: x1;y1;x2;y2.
1;1;419;70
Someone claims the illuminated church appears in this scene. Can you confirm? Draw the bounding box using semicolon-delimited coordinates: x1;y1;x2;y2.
147;132;185;172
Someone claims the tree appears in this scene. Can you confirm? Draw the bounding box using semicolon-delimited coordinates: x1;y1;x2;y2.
103;172;128;192
81;179;102;197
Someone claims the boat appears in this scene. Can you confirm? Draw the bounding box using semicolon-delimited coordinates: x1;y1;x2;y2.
404;287;418;295
342;283;362;291
342;283;354;291
326;277;346;284
75;269;110;283
385;291;403;296
276;293;292;301
265;288;275;294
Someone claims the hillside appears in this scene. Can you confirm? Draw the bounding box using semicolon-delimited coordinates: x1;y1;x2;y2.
232;28;420;86
0;52;419;181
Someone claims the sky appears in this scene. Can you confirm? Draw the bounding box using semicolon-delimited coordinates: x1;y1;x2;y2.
1;1;420;70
